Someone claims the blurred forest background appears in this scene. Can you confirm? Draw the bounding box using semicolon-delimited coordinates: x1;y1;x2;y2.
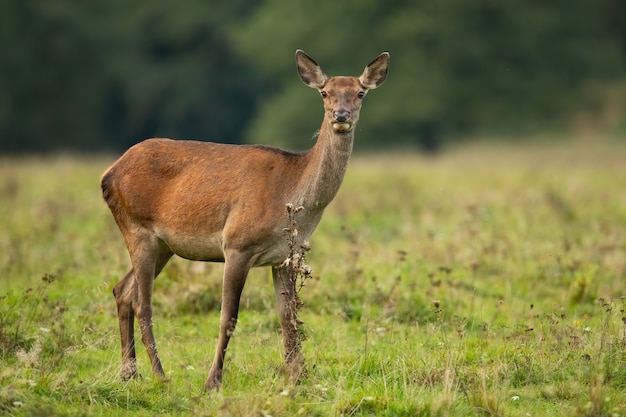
1;0;626;154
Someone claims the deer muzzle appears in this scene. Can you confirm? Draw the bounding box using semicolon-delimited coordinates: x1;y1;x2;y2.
332;110;353;132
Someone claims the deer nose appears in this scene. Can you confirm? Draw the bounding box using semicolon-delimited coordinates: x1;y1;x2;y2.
333;110;350;122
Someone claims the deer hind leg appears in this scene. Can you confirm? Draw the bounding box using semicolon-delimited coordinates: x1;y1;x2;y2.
113;235;172;380
204;250;253;391
113;269;139;380
272;266;305;379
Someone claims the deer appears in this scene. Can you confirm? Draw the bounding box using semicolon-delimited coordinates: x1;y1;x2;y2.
100;49;389;391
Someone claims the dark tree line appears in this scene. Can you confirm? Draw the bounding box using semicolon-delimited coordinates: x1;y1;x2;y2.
1;0;624;154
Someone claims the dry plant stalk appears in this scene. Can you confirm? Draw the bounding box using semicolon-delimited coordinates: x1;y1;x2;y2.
278;203;313;382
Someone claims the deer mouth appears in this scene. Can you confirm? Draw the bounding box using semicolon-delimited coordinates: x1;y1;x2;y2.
331;122;353;133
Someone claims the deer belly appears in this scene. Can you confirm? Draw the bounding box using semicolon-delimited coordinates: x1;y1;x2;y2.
158;230;225;262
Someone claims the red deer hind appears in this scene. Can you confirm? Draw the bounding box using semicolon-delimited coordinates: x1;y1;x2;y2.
101;49;389;390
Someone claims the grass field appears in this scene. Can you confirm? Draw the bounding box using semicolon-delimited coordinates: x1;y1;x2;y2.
1;139;626;416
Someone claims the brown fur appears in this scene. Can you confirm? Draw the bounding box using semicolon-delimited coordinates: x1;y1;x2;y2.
101;50;389;390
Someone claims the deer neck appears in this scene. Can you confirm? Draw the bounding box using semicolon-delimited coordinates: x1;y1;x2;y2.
298;121;354;211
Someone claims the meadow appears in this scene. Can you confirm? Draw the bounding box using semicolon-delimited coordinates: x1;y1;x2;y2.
1;139;625;416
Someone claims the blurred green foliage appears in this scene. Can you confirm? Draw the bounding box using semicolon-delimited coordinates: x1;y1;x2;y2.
1;0;625;153
0;0;255;152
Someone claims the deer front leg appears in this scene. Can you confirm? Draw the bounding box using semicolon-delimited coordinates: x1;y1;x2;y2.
204;251;252;391
272;266;305;381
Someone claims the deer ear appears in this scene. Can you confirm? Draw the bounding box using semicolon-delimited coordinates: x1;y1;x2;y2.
359;52;389;89
295;50;328;89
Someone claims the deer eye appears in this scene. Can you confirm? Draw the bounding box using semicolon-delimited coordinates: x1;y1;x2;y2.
357;91;365;99
320;91;328;98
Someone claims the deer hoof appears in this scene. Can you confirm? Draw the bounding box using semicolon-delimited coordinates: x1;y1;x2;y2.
203;370;222;392
120;369;141;381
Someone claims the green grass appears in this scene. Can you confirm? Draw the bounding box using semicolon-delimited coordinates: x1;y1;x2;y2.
1;139;626;416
